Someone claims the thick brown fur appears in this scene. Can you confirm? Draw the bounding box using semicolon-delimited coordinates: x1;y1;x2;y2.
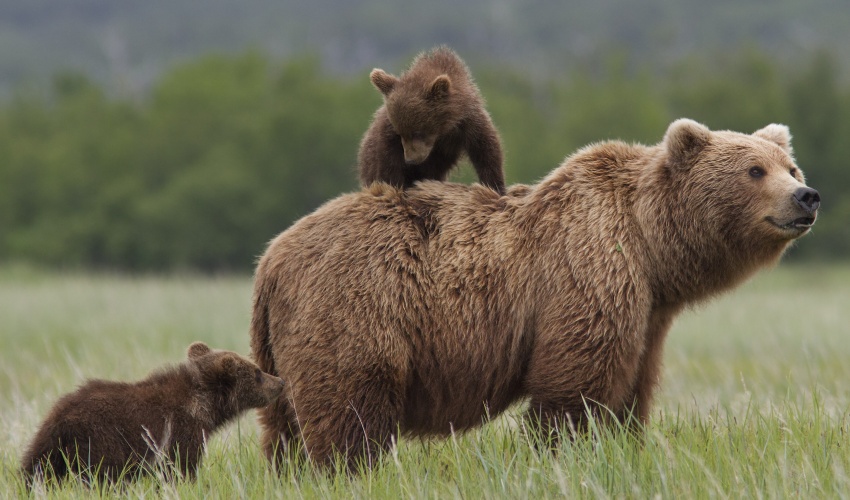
358;46;506;194
252;119;819;471
21;342;285;483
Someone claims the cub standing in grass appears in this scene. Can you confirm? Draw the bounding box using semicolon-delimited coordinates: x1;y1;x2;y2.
21;342;284;483
358;46;506;194
252;119;818;472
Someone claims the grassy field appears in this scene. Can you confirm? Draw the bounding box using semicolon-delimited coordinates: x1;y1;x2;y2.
1;264;849;498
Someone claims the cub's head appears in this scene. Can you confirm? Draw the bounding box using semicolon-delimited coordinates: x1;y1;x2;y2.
370;68;458;165
187;342;284;413
660;118;819;266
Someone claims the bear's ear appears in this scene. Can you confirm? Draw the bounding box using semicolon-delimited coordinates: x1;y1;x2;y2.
216;356;236;373
426;75;451;100
754;124;793;155
187;342;211;360
664;118;711;168
370;69;398;96
212;356;238;385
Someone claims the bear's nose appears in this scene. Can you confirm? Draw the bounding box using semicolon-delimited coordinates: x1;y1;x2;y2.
404;153;425;165
793;187;821;214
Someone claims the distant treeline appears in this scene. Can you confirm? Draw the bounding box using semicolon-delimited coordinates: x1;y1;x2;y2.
0;50;847;271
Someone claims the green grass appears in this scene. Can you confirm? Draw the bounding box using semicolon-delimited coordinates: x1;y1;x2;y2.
2;264;849;498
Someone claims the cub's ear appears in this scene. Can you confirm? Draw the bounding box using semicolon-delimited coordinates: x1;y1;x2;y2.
210;354;239;385
370;69;398;96
187;342;211;360
216;356;237;373
664;118;711;168
754;123;793;155
426;75;451;100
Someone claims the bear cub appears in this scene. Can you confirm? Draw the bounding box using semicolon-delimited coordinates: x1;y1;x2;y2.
21;342;284;483
358;46;506;194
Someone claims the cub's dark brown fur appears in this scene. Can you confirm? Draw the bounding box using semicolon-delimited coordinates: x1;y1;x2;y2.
358;46;506;194
21;342;284;483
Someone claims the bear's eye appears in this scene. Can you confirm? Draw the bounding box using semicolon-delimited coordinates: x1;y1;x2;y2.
789;168;798;178
255;369;262;383
748;166;766;178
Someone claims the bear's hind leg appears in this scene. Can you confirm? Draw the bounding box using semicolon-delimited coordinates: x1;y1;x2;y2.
258;395;302;472
299;370;403;473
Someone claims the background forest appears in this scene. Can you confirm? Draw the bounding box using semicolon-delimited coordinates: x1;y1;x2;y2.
0;0;848;271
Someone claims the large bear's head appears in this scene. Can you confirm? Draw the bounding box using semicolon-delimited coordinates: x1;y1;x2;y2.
187;342;285;415
640;119;819;301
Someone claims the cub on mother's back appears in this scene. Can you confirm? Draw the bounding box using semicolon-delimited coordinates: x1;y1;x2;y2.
358;46;506;194
21;342;284;483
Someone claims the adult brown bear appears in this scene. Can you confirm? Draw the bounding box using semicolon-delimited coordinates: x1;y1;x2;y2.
251;119;819;471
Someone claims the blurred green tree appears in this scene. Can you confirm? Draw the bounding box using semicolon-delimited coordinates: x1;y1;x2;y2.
0;49;845;271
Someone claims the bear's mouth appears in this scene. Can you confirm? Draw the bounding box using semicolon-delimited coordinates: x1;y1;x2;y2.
766;215;816;232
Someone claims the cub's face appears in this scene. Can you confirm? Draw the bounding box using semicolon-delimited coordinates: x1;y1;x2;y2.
370;67;457;165
226;354;285;409
399;133;439;165
187;342;285;410
385;94;454;165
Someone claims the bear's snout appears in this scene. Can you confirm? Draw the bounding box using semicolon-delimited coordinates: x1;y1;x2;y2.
793;187;820;214
264;375;286;397
403;148;430;165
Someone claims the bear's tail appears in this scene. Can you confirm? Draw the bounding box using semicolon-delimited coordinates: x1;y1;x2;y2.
249;265;279;378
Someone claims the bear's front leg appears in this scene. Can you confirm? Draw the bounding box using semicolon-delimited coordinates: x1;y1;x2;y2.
522;311;646;446
465;111;505;194
359;114;409;189
617;306;678;428
524;397;599;449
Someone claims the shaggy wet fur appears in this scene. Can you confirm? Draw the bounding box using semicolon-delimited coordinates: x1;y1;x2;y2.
252;119;818;471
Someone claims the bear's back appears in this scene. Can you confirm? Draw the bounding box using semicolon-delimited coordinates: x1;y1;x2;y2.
262;181;520;278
